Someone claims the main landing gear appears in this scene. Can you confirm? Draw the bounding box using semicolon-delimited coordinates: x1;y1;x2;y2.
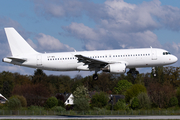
93;69;99;80
93;74;98;80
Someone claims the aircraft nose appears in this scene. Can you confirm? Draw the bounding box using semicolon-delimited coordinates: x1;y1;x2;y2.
172;55;178;63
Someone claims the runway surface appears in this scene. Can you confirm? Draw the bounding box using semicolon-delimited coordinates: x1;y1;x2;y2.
0;115;180;119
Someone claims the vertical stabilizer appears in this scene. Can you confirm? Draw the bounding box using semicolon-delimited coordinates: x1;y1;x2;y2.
4;27;38;56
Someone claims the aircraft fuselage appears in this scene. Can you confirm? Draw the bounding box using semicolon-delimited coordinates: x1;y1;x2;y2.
3;48;177;71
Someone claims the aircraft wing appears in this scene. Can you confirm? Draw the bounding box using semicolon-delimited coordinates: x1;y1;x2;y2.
75;55;108;68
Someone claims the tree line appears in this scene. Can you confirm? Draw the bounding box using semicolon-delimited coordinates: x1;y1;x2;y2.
0;66;180;110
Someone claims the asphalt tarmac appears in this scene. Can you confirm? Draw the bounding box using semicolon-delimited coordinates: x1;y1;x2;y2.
0;115;180;119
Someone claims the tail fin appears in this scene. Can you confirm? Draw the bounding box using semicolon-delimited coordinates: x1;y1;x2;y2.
4;27;38;56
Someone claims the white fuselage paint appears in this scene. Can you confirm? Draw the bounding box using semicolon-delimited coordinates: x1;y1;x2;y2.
7;48;177;72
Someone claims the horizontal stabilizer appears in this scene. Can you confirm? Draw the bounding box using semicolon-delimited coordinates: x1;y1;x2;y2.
3;56;27;63
7;56;27;62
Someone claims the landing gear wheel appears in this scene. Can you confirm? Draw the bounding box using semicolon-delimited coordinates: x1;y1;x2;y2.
93;74;98;80
152;67;156;77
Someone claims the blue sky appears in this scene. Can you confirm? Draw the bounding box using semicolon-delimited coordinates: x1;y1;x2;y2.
0;0;180;77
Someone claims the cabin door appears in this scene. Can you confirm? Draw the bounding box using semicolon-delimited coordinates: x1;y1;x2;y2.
151;49;157;60
37;55;42;66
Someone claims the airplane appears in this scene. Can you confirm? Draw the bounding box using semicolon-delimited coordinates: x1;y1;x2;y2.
2;27;178;80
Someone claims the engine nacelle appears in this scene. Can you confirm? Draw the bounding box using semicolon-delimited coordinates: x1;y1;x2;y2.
102;63;126;73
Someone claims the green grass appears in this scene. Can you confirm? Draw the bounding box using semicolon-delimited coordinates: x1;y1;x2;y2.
0;109;180;116
1;119;180;120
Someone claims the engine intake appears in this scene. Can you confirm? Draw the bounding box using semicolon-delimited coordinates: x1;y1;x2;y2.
102;63;126;73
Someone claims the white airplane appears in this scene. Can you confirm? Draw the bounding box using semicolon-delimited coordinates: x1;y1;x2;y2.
2;28;178;80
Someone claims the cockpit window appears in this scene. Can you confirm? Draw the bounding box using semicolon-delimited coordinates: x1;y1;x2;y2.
163;52;171;55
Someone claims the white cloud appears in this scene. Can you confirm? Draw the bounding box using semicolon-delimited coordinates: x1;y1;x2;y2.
99;0;180;31
34;0;83;19
33;0;180;51
152;5;180;31
0;64;34;75
61;0;180;51
63;22;161;50
164;42;180;53
0;65;22;72
129;30;161;48
0;43;11;56
0;17;21;29
35;33;74;52
87;0;160;32
64;22;99;41
27;38;38;50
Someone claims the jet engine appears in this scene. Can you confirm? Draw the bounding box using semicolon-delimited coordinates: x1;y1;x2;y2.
102;63;126;73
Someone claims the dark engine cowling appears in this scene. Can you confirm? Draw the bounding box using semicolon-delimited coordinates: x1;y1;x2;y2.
102;63;126;73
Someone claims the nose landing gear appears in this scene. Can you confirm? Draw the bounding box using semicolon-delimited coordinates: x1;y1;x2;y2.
93;68;99;80
152;67;156;77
